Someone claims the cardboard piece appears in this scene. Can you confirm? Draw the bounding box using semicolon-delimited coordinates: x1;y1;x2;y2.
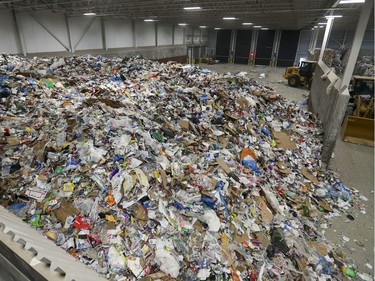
234;233;249;244
217;158;231;174
276;162;291;174
253;232;270;248
159;169;168;188
308;241;328;256
53;200;80;224
318;200;333;212
255;196;274;222
272;130;297;149
301;167;320;184
179;119;190;131
7;136;20;145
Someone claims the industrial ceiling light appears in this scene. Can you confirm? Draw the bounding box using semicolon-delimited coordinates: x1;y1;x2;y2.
83;12;96;16
184;6;201;10
325;15;342;18
318;22;327;25
253;25;262;28
261;27;269;30
223;17;236;20
314;25;318;28
144;19;154;22
178;23;187;26
339;0;365;4
199;26;207;28
242;22;253;25
214;28;221;30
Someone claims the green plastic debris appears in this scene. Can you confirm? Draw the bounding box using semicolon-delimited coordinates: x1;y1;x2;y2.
46;80;54;89
153;131;163;142
29;212;41;227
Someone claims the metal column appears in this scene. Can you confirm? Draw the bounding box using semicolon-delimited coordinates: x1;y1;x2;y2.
12;10;26;56
319;16;334;62
101;18;107;51
249;29;258;65
341;0;373;91
271;30;282;66
229;29;236;63
65;13;72;52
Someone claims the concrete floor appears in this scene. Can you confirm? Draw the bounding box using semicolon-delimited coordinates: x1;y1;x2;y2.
201;63;375;277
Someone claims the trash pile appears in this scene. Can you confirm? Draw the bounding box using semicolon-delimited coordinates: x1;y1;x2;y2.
0;54;368;280
354;56;375;76
308;48;350;75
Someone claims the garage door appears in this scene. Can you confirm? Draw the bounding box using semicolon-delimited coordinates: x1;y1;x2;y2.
215;29;231;63
255;30;275;65
234;30;252;64
277;30;300;67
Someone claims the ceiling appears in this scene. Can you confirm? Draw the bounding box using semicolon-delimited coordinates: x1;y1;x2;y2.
0;0;373;31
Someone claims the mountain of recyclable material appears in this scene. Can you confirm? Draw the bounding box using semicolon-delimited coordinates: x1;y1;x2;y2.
0;54;370;280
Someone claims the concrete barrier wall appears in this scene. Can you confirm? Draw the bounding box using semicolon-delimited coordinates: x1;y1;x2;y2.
309;61;350;164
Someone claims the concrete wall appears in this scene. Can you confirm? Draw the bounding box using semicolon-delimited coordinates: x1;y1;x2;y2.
0;10;185;59
309;61;350;164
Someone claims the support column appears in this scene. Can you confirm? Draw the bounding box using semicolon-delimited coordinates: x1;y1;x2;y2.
249;29;258;65
294;30;302;65
183;27;186;45
12;10;26;56
172;24;175;46
311;28;319;53
229;29;236;63
188;47;193;65
341;0;373;91
155;22;158;46
319;16;333;62
132;20;136;48
271;30;281;66
65;13;72;52
101;18;107;51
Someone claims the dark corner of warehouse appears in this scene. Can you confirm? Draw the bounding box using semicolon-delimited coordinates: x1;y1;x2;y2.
0;1;374;281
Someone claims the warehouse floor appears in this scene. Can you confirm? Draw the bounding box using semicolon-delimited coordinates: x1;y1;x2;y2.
201;63;375;276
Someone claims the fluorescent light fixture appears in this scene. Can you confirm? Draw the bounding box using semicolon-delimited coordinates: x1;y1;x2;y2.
325;15;342;18
319;26;324;28
84;12;96;16
261;27;269;30
199;26;207;28
339;0;365;3
318;22;327;25
314;26;318;28
214;28;221;30
311;28;314;30
184;6;201;10
254;25;262;28
242;22;253;25
144;19;154;22
178;23;187;26
223;17;236;20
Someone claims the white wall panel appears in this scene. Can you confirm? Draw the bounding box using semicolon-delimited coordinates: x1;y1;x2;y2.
174;26;184;45
135;21;155;47
105;19;133;48
157;23;172;46
69;17;102;51
17;12;67;53
0;10;18;54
